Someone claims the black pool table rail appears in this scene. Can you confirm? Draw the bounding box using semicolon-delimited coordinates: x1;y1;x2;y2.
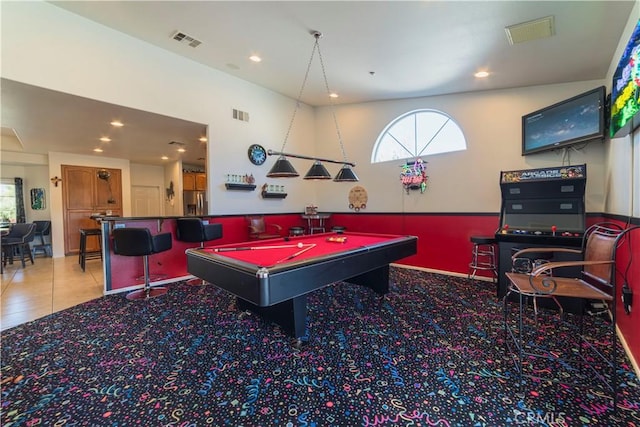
186;234;417;339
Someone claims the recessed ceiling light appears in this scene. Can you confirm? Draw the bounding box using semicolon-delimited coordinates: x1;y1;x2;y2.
199;137;207;142
110;120;124;127
93;148;103;153
177;148;186;153
474;71;490;78
329;93;339;98
100;137;111;142
249;55;262;63
161;156;169;160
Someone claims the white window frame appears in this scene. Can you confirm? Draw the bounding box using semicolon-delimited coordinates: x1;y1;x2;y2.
372;109;467;163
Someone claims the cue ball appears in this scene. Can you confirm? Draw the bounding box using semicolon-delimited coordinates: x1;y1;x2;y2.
297;242;303;248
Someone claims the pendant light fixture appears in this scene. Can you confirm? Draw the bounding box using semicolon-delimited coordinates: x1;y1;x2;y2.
266;31;358;182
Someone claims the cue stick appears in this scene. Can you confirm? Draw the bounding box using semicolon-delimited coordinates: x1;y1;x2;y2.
214;243;302;252
275;243;316;263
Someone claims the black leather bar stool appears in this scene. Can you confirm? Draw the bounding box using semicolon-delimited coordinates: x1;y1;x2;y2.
112;227;173;300
468;235;497;282
176;218;223;285
78;228;102;272
176;218;223;248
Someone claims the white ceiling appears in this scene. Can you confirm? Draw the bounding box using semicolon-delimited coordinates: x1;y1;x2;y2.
1;1;635;166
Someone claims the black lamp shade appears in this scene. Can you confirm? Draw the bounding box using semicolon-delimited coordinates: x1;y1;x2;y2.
303;161;332;180
333;165;359;182
267;156;299;177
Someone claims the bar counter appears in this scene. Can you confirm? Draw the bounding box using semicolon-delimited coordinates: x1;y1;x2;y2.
98;216;223;294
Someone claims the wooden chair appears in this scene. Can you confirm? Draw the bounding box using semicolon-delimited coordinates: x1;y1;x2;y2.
246;215;282;240
504;223;639;411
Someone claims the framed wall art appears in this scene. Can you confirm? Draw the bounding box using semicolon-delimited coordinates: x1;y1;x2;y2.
30;188;46;210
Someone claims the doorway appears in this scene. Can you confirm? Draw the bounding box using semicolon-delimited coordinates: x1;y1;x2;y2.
131;185;162;217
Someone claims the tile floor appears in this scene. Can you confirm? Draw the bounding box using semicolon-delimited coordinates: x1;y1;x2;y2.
1;255;104;331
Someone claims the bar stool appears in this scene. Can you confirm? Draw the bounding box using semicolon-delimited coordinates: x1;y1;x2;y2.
176;218;223;285
78;228;102;272
289;226;305;237
112;227;173;300
468;235;497;282
32;220;52;257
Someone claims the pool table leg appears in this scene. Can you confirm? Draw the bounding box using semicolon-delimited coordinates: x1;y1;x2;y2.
346;265;390;295
236;295;308;339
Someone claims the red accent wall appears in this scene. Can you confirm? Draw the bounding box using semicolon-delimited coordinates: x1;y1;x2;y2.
330;212;501;277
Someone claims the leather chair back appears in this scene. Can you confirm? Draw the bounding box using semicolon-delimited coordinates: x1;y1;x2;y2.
248;216;266;234
34;220;51;236
176;218;222;243
3;223;36;243
113;228;172;257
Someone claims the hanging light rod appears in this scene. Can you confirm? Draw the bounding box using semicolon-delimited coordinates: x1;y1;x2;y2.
267;149;355;167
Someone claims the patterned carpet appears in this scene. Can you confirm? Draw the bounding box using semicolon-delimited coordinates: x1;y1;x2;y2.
1;268;639;426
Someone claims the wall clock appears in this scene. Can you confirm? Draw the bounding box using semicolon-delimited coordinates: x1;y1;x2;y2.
348;185;368;212
248;144;267;165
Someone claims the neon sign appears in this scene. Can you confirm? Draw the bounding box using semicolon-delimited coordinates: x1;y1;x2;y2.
400;159;428;194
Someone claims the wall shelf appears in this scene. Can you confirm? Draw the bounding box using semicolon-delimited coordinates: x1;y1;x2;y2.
225;183;256;191
261;191;287;199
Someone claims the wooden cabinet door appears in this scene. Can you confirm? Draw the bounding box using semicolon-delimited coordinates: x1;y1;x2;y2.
183;173;196;190
62;165;123;255
195;173;207;191
64;167;95;210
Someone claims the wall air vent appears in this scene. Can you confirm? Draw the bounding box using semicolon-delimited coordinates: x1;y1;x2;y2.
172;31;202;48
232;109;250;122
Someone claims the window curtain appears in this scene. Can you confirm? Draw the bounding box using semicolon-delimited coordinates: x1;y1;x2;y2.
14;177;25;223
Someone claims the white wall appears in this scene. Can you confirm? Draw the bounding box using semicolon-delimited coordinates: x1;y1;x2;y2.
164;161;183;217
315;80;608;214
1;1;318;220
0;163;51;221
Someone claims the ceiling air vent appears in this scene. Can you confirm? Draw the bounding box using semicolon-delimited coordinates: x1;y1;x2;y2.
172;31;202;48
169;140;185;146
505;16;555;45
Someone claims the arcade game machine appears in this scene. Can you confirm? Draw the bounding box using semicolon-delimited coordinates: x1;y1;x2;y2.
495;164;587;302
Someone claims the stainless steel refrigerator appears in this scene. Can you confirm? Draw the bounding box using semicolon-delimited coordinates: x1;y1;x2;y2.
183;191;207;216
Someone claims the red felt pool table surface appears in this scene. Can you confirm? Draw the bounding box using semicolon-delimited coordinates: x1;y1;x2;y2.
198;231;399;268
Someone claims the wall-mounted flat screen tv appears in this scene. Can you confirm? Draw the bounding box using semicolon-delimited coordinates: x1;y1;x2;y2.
522;86;606;156
610;19;639;138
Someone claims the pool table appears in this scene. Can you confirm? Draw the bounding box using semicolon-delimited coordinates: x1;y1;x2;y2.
186;231;417;339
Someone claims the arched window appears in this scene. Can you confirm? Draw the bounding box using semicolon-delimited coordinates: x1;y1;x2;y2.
372;109;466;163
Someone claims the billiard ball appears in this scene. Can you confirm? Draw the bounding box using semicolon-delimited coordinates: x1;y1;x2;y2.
297;242;303;248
